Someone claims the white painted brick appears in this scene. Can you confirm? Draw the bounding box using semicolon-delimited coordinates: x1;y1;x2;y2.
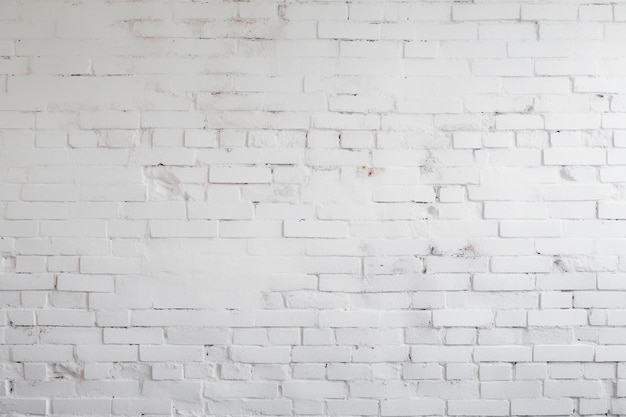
285;4;347;20
349;381;412;399
448;400;509;416
0;399;47;416
418;381;479;399
24;363;48;380
445;328;476;345
536;59;597;76
284;221;348;238
13;380;75;397
112;398;172;415
453;4;519;21
12;345;73;362
473;274;534;291
474;346;532;362
482;381;541;400
549;363;582;379
318;310;379;328
598;273;626;290
1;1;624;412
411;346;472;363
141;111;204;129
546;380;604;400
188;202;254;220
168;328;228;345
515;363;547;380
580;5;613;21
38;310;95;326
446;363;476;380
496;311;527;327
77;345;138;362
540;23;603;40
381;399;444;416
210;166;272;184
8;309;36;326
402;363;442;380
326;364;369;381
580;398;610;415
150;220;218;238
39;327;100;344
596;346;626;362
598;202;626;219
511;398;573;416
79;111;139;129
433;310;492;327
491;256;553;273
104;328;163;344
184;129;218;148
528;309;588;327
123;202;186;220
57;274;114;292
495;114;543;130
327;399;378;416
534;345;594;362
584;363;615;379
80;257;140;274
353;346;408;363
283;381;345;399
96;310;129;327
480;364;512;381
230;346;290;363
541;291;572;309
293;363;325;379
53;399;111;415
140;346;204;362
522;5;578;21
544;148;605;165
616;6;626;22
536;273;595;290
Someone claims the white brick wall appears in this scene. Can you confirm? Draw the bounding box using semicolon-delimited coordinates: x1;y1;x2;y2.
0;0;625;415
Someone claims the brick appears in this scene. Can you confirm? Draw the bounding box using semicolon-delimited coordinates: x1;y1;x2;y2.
511;399;573;416
140;346;204;362
528;310;588;327
596;346;626;362
0;0;624;411
80;257;140;274
521;5;578;21
12;345;74;362
411;346;472;363
150;220;218;237
112;398;172;415
448;400;509;416
79;111;139;129
381;399;444;416
453;4;519;21
491;256;553;273
104;328;163;344
53;399;111;415
76;345;138;362
284;221;348;238
230;346;290;363
544;148;605;165
433;310;492;327
474;346;532;362
283;381;345;399
210;166;272;184
38;310;95;326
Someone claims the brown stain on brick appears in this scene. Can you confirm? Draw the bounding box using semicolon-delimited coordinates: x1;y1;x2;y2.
358;166;384;178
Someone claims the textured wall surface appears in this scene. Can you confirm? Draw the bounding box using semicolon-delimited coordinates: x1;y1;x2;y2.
1;0;626;416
